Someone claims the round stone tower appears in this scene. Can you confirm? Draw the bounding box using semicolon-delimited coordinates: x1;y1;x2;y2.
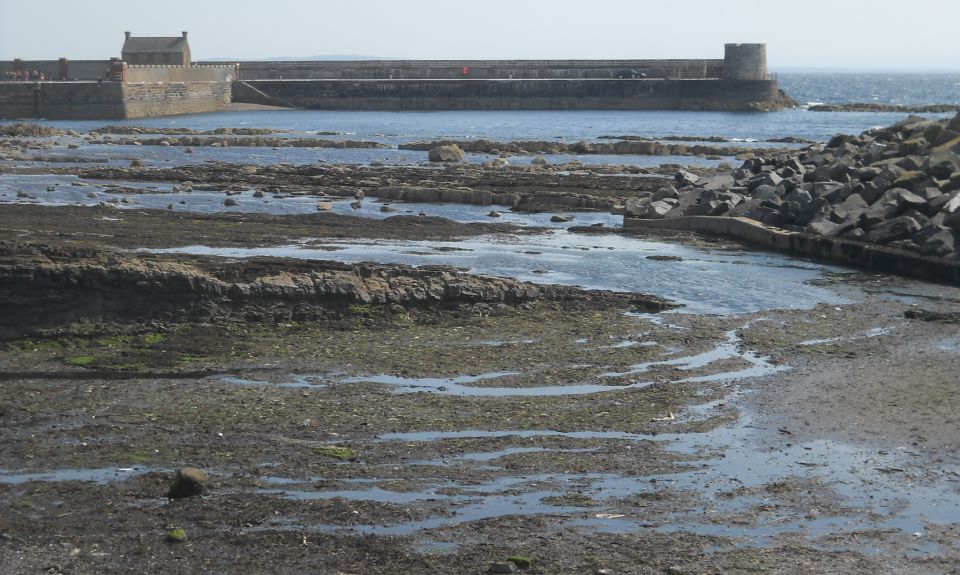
723;43;768;80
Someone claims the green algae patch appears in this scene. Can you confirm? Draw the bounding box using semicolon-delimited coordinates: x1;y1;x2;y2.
65;355;95;366
311;445;357;461
508;556;533;569
166;528;186;543
143;333;167;345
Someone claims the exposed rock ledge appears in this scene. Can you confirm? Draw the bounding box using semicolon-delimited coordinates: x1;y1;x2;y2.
0;242;673;338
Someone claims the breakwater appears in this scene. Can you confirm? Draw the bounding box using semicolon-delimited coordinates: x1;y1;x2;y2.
232;78;789;112
0;80;231;120
226;43;791;112
0;62;234;120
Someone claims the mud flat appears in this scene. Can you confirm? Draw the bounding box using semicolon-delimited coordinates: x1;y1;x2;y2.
1;128;960;574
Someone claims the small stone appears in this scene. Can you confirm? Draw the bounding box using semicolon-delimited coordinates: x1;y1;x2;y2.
130;159;142;167
487;210;501;218
167;466;208;499
223;198;237;207
166;528;186;543
488;562;518;574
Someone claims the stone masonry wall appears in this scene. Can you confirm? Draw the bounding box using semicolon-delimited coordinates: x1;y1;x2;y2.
120;82;231;117
234;78;781;111
0;60;114;81
126;65;235;83
0;81;230;119
214;59;726;81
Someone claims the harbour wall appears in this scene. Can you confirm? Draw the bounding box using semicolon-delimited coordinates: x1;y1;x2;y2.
624;216;960;285
232;77;785;111
0;59;113;81
0;80;231;120
214;59;726;80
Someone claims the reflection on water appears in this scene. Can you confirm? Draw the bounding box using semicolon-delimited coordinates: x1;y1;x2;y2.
147;230;850;315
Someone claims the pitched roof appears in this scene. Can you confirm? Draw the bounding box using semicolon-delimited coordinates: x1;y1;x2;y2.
122;36;188;54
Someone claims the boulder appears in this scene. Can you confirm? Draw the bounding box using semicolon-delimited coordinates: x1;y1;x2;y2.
223;198;238;207
550;214;574;223
168;467;208;499
811;181;846;200
915;227;957;256
865;216;922;244
783;188;812;206
698;174;736;190
948;112;960;133
624;196;652;217
809;219;855;237
645;199;678;218
674;170;700;187
428;144;465;162
652;186;679;201
924;150;960;179
751;184;782;201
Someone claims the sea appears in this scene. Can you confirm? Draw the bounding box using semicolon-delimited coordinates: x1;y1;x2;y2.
2;72;959;314
3;72;958;157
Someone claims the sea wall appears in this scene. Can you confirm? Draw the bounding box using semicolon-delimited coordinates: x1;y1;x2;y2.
212;59;725;81
0;81;230;119
624;215;960;285
233;78;783;111
120;82;231;118
0;59;113;81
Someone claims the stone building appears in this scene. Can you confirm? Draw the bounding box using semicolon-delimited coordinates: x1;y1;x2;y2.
121;31;191;65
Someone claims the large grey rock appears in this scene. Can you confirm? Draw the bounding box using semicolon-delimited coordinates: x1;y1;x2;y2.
675;170;700;187
624;196;652;217
783;188;812;205
945;210;960;230
938;192;960;215
915;227;957;257
652;186;679;201
698;173;736;190
796;197;831;226
428;144;465;162
889;188;928;212
811;181;846;200
924;150;960;179
948;112;960;133
645;200;678;218
809;219;855;237
865;216;922;244
751;184;782;201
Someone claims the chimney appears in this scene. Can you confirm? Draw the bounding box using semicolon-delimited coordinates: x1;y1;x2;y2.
125;31;131;40
182;31;188;39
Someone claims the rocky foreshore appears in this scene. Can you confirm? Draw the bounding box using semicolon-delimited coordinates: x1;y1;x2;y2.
809;103;960;113
399;138;788;158
0;240;672;338
626;112;960;263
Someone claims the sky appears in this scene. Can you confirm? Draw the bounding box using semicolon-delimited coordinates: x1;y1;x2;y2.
1;0;959;71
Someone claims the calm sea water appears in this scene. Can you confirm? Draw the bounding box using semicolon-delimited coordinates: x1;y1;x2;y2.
2;73;957;153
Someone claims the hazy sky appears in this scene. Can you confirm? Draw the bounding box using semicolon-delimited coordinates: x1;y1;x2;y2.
2;0;958;70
